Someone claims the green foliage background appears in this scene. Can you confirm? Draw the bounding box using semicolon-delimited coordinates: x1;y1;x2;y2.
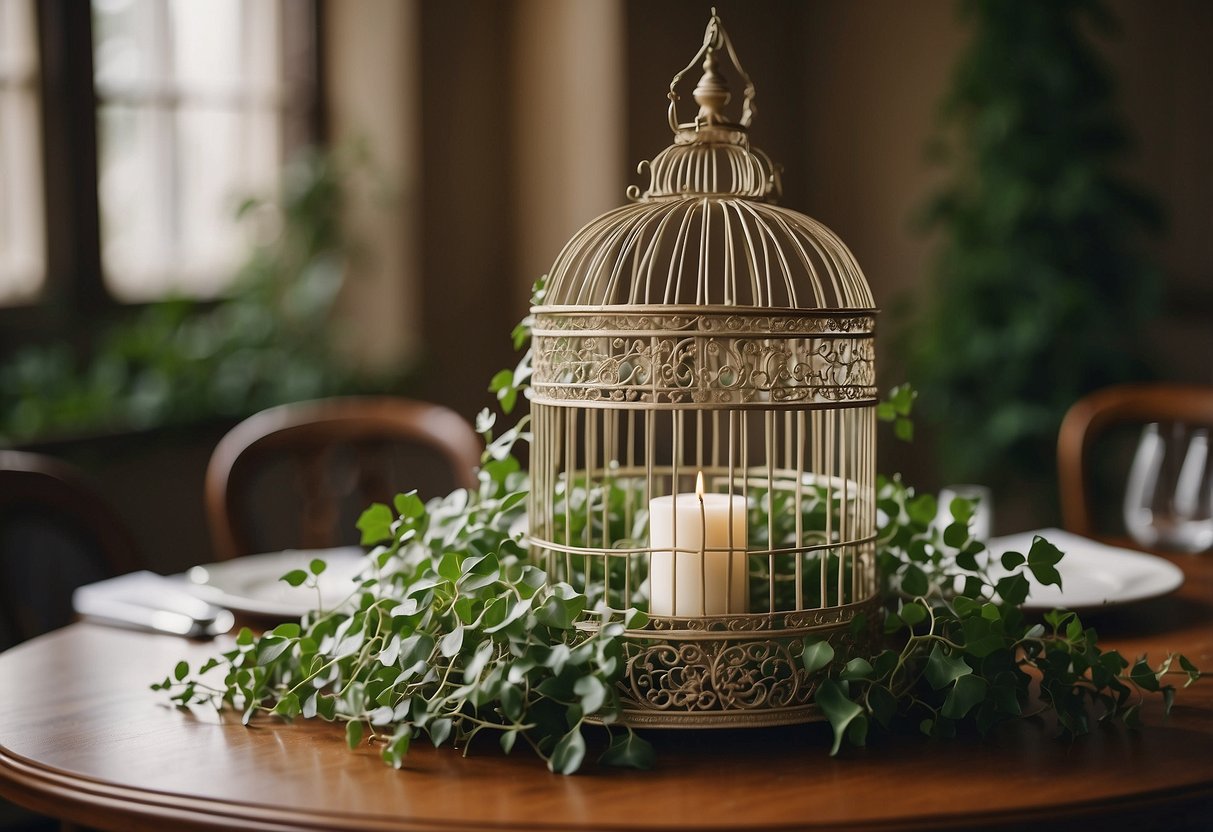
0;148;396;445
908;0;1162;485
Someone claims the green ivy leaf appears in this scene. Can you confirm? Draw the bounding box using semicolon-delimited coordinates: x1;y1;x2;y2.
272;692;301;719
489;369;518;414
429;718;453;748
599;730;656;770
995;574;1029;606
955;550;980;572
537;595;582;630
925;644;971;690
475;408;496;436
500;730;518;754
489;369;513;394
941;675;987;719
1177;654;1202;687
841;657;875;681
867;685;897;728
815;679;865;756
847;714;870;746
356;503;394;545
801;639;835;674
1130;658;1160;692
948;497;975;525
573;676;607;716
1162;686;1176;714
943;522;969;548
346;720;364;749
1027;537;1064;589
393;491;426;520
383;727;411;769
894;418;914;442
280;569;309;587
256;636;294;666
899;601;927;626
890;383;915;416
485;597;532;634
1000;551;1025;570
440;626;464;658
907;494;937;528
901;564;929;596
549;727;586;775
438;551;463;582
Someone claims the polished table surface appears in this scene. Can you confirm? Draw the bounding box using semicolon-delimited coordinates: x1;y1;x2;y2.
1;550;1211;832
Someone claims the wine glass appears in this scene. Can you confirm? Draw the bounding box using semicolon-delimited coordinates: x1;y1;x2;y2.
1123;422;1213;553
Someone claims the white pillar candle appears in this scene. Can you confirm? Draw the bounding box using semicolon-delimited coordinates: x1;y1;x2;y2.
649;472;748;617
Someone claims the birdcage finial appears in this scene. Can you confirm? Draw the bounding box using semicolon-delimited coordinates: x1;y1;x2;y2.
692;48;731;125
667;10;756;133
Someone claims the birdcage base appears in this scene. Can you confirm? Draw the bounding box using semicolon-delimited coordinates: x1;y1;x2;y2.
597;595;881;729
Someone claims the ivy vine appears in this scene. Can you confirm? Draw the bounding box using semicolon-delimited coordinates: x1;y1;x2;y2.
158;289;1201;772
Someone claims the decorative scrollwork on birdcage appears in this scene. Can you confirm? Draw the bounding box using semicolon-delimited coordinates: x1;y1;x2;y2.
531;321;876;406
526;11;881;728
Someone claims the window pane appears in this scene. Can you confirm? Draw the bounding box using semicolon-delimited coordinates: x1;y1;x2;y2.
96;103;169;298
92;0;160;92
92;0;286;301
98;102;278;301
0;0;45;306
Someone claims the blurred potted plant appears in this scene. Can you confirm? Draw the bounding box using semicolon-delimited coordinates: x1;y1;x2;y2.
0;146;387;444
907;0;1162;500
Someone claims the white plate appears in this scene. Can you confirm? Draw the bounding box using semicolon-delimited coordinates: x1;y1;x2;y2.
984;528;1185;612
186;547;369;620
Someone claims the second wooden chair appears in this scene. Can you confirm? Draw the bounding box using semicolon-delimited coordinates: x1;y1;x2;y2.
205;397;481;560
1058;382;1213;541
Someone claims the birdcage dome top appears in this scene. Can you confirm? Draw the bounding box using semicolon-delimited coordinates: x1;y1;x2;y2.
539;14;874;314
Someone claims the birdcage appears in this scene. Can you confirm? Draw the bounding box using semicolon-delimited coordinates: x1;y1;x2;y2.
526;11;880;728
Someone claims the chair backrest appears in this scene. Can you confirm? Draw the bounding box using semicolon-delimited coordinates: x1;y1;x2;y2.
0;451;141;647
1058;383;1213;538
205;397;482;560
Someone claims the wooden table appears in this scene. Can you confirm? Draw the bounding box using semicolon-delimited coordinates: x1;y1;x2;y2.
2;552;1211;832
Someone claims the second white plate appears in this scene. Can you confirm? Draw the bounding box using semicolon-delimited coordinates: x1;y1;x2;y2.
984;528;1184;611
187;547;368;620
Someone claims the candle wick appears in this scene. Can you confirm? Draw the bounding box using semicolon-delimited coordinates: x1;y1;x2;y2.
699;489;707;554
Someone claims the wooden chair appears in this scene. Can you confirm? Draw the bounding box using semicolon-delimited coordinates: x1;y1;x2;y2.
1058;383;1213;539
0;451;141;647
205;397;482;560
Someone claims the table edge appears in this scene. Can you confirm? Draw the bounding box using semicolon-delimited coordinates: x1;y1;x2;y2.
3;730;1211;832
0;742;485;832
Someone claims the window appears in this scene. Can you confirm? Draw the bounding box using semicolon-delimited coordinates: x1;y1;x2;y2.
0;0;44;305
0;0;319;312
93;0;314;300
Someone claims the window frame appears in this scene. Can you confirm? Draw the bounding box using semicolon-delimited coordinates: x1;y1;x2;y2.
0;0;324;352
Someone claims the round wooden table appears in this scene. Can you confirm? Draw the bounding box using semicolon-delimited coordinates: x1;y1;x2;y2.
2;551;1211;831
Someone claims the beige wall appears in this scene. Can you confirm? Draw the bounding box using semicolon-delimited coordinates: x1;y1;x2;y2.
328;0;1212;432
512;0;626;310
324;0;421;375
1109;0;1213;377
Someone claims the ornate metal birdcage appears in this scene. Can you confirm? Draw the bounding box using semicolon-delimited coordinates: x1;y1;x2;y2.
527;11;880;728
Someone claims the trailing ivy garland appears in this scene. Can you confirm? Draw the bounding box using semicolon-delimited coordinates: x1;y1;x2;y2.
157;304;1202;773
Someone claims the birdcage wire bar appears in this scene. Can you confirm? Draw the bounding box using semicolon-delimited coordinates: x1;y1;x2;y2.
526;10;880;727
528;404;877;616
